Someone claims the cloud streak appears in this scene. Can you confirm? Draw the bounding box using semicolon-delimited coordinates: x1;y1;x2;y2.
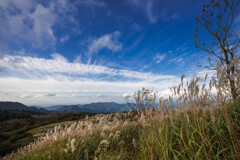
0;54;176;82
127;0;157;23
153;53;166;63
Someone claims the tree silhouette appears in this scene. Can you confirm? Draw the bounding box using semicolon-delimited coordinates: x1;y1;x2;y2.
193;0;240;99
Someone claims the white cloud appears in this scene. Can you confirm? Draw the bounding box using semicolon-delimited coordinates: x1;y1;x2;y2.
29;4;57;48
145;0;157;23
0;53;215;106
20;94;32;99
0;53;180;105
126;0;179;23
153;54;166;63
0;0;77;49
0;76;178;106
169;57;185;65
60;35;70;43
87;31;122;56
194;69;215;79
0;1;53;48
0;54;175;82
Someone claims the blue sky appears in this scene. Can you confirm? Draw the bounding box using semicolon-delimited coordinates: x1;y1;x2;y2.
0;0;216;106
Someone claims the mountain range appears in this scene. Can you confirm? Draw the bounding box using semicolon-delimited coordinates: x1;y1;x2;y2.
57;102;129;113
0;102;130;114
0;102;51;113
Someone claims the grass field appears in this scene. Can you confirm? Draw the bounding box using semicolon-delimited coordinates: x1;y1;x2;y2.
4;98;238;160
27;121;75;136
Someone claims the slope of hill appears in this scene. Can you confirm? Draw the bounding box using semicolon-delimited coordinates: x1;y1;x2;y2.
0;110;94;157
4;98;240;160
0;102;51;113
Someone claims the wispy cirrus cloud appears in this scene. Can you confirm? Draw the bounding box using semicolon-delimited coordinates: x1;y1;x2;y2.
153;53;166;63
127;0;157;23
126;0;178;23
169;57;185;65
145;0;157;23
0;54;175;82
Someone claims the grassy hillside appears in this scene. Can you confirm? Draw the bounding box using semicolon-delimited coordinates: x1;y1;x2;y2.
2;98;239;160
3;76;240;160
0;111;95;157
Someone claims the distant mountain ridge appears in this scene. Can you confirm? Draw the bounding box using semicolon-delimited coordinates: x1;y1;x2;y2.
0;102;51;113
45;105;65;110
0;101;130;114
56;105;92;113
55;102;129;113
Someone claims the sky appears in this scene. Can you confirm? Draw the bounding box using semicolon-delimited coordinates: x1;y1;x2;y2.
0;0;221;106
